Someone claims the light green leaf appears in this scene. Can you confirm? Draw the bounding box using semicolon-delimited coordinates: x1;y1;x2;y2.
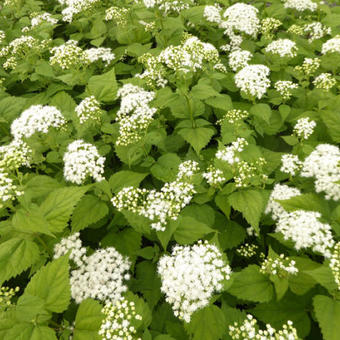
25;256;70;313
109;171;148;193
205;94;233;111
314;295;340;340
73;299;104;340
185;305;226;340
151;153;182;182
219;221;246;250
24;176;62;201
72;195;109;232
191;83;220;100
40;186;90;232
178;126;215;154
250;104;272;124
87;68;118;102
305;264;338;293
228;265;274;302
0;238;39;285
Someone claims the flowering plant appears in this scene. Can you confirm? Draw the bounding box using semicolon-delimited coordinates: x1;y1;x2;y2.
0;0;340;339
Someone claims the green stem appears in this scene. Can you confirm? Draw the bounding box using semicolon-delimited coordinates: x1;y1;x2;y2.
184;94;196;128
35;234;52;257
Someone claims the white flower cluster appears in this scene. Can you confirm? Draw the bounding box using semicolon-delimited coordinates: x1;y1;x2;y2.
322;35;340;54
105;6;129;25
261;18;282;39
220;3;260;49
0;31;5;44
236;243;258;258
10;105;66;140
274;80;298;100
234;158;268;188
75;96;102;124
112;161;198;232
313;73;336;91
58;0;101;22
301;144;340;200
217;109;249;125
295;57;320;77
99;297;142;340
330;242;340;290
265;184;301;220
293;117;316;140
276;210;334;258
265;39;298;58
304;22;331;42
50;40;115;69
63;140;105;185
203;5;222;24
228;49;253;72
216;138;248;165
280;154;302;176
30;12;58;28
70;247;131;304
116;84;156;146
260;253;298;277
157;240;232;322
202;165;226;186
0;139;32;171
53;232;87;267
0;171;23;208
177;160;200;180
142;0;195;13
229;314;298;340
283;0;317;12
235;64;271;99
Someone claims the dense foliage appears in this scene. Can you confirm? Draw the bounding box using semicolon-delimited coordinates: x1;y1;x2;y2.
0;0;340;339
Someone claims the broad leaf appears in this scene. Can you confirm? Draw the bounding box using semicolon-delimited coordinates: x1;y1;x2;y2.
109;171;148;193
87;68;118;102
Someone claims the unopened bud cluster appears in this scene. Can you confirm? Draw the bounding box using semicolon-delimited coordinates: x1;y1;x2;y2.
260;254;298;277
75;96;102;124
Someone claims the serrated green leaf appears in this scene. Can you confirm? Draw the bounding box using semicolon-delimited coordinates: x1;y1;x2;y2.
314;295;340;340
178;126;215;154
205;94;233;111
87;68;118;102
25;256;70;313
73;299;104;340
0;238;39;285
109;171;148;193
72;195;109;232
228;265;274;302
151;153;182;182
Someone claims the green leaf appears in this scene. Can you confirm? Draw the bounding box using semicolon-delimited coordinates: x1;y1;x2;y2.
305;264;338;293
314;295;340;340
219;221;246;250
49;91;76;120
252;293;311;338
72;195;109;232
25;256;70;313
24;176;62;202
151;153;182;182
0;238;39;285
15;294;48;323
40;186;90;232
250;104;272;124
174;216;214;245
73;299;104;340
109;171;148;193
6;324;57;340
178;126;215;154
191;83;220;100
134;261;162;309
87;68;118;102
185;305;226;340
205;94;233;111
228;189;267;232
321;110;340;143
228;265;274;303
154;335;176;340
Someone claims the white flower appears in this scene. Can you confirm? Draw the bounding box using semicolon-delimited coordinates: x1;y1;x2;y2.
75;96;102;124
0;170;23;208
11;105;66;139
30;12;58;28
280;154;302;176
330;242;340;290
236;243;258;258
275;210;334;258
63;140;105;185
265;184;301;220
177;160;200;180
322;35;340;54
228;49;252;72
265;39;298;58
203;166;226;186
304;22;331;42
293;117;316;140
99;297;142;340
260;253;298;276
142;0;195;13
0;139;32;171
313;73;336;90
235;64;270;99
274;80;298;100
301;144;340;200
83;47;115;66
158;240;232;322
216;138;248;165
283;0;317;12
217;109;249;125
70;247;131;304
203;5;222;24
58;0;101;22
49;40;85;69
54;232;87;267
295;57;320;76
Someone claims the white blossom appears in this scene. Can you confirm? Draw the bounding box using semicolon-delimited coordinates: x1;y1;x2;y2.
260;253;298;276
293;117;316;140
313;73;336;90
142;0;195;13
58;0;101;22
158;240;232;322
11;105;66;140
216;138;248;165
228;49;252;72
83;47;115;66
63;140;105;185
330;242;340;290
283;0;317;12
322;35;340;54
280;154;302;176
203;5;222;24
75;96;102;124
265;39;298;58
274;80;298;100
0;139;32;171
235;64;271;99
203;165;226;186
0;171;23;208
304;22;331;42
30;12;58;28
